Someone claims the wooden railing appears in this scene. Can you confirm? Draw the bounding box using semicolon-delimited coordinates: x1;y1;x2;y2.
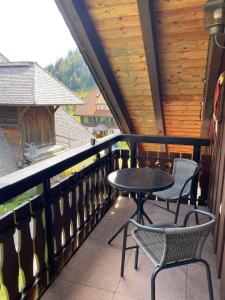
0;134;210;299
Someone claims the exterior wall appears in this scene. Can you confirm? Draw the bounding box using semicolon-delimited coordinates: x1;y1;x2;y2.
21;106;55;147
0;107;21;163
207;80;225;299
2;127;21;163
80;115;120;136
2;127;20;150
0;106;18;128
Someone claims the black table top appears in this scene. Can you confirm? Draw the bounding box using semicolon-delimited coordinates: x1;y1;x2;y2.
108;168;174;193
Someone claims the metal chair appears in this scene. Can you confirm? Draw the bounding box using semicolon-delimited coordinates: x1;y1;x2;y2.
121;209;216;300
145;158;199;224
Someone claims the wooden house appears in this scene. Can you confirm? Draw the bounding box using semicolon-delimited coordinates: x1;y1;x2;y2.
74;88;120;138
0;56;82;166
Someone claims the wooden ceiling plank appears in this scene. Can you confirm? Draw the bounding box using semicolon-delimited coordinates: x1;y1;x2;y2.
55;0;134;133
87;3;138;20
137;0;165;140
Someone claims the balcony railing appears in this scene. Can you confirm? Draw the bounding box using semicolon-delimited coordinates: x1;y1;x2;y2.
0;134;210;299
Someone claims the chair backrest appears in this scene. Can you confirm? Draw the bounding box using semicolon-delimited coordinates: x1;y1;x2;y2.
160;214;215;266
172;158;198;196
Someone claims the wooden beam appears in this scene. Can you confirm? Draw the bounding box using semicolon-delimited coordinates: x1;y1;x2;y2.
53;105;60;113
137;0;166;151
54;0;134;133
18;106;30;118
201;35;225;137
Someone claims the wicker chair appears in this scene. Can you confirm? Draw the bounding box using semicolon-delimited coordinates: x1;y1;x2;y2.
121;209;216;300
146;158;199;224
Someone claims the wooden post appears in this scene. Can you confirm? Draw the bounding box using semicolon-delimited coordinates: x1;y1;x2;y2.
131;141;137;168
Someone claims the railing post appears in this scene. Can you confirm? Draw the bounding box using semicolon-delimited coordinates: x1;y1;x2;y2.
43;180;55;280
193;145;201;205
131;141;137;168
193;145;201;163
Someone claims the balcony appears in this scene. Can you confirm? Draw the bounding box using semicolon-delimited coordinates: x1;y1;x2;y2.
0;133;218;300
42;197;220;300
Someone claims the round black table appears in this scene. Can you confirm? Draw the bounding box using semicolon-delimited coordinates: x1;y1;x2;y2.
107;168;174;244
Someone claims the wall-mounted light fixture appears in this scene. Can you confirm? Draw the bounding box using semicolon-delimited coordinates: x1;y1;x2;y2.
204;0;225;48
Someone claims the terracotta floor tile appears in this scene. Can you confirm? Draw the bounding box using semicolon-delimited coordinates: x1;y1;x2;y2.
59;240;131;292
113;292;139;300
42;278;114;300
187;262;221;300
117;252;187;300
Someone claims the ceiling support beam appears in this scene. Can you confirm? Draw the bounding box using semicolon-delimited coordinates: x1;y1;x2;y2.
54;0;134;133
137;0;165;137
201;36;225;137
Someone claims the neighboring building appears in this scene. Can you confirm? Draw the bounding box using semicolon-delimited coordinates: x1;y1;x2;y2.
0;54;89;175
55;107;91;149
74;88;120;138
0;53;9;63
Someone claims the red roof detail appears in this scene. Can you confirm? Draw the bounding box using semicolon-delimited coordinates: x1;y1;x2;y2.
74;88;113;117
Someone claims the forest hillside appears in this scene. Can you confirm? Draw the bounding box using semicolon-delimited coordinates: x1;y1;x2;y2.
46;49;96;98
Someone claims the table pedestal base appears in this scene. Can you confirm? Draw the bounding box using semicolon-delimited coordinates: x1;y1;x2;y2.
108;194;152;245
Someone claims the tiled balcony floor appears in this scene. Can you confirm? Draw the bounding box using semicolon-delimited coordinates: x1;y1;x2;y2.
42;196;221;300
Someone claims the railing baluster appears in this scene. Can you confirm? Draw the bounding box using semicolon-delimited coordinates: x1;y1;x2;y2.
148;151;158;167
70;173;78;252
84;171;91;235
15;201;35;297
0;212;20;299
95;164;101;221
77;173;85;245
61;178;73;263
43;180;55;280
121;149;130;169
30;195;47;296
192;145;201;204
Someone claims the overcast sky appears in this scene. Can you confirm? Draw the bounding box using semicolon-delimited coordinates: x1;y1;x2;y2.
0;0;76;67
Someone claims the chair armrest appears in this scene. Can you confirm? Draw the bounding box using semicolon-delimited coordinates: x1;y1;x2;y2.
178;165;199;200
182;209;216;227
124;219;166;234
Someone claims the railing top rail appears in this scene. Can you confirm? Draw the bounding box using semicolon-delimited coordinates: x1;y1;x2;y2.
120;134;210;146
0;134;210;203
0;134;121;202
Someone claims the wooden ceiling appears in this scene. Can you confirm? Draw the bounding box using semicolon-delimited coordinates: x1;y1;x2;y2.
55;0;209;153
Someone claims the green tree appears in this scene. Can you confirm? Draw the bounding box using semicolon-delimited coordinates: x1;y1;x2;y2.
46;49;96;94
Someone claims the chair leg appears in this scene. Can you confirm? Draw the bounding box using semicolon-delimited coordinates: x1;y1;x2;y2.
166;200;170;211
151;266;161;300
134;245;139;270
194;201;199;225
120;223;129;277
174;201;181;224
199;259;214;300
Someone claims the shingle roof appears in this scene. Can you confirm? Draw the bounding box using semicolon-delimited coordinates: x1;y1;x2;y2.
55;107;91;149
0;61;83;105
75;88;113;117
0;53;9;63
